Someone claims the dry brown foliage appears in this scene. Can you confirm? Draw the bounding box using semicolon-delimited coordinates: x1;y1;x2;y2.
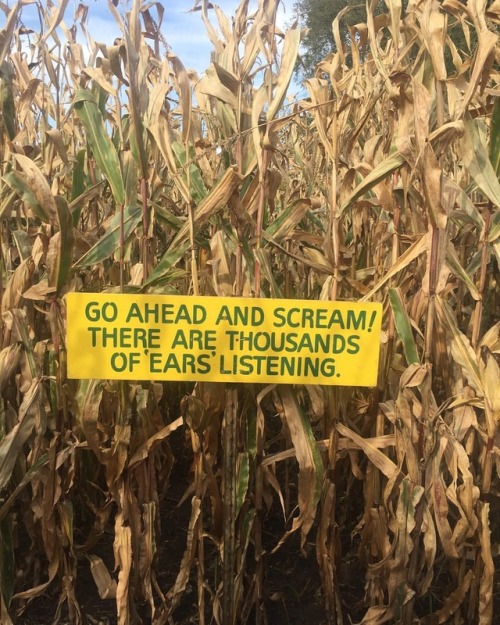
0;0;499;624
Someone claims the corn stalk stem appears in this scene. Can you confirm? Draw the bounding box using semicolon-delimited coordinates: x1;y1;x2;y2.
471;203;491;349
254;449;263;625
424;227;441;358
141;177;149;283
194;433;205;625
185;139;199;295
222;386;238;625
120;203;125;293
254;149;269;297
254;138;268;622
330;102;339;300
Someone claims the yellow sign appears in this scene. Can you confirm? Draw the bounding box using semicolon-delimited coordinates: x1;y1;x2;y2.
66;294;382;386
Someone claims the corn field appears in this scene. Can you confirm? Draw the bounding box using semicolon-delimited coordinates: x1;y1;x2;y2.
0;0;499;623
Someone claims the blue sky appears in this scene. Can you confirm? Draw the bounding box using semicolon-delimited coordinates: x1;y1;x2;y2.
7;1;298;75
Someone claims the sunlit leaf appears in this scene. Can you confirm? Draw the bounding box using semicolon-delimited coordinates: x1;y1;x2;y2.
73;206;141;268
74;89;125;205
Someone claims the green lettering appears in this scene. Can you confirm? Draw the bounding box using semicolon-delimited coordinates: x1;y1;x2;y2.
239;355;253;375
172;329;188;348
88;327;101;347
204;330;216;350
234;306;248;325
189;330;203;349
347;335;360;354
297;334;314;351
150;353;162;373
316;309;328;328
110;352;127;372
273;307;286;328
320;358;336;376
176;304;191;323
183;353;196;372
328;310;345;329
347;310;366;330
193;305;207;324
85;301;100;322
302;308;314;327
148;329;161;349
216;305;232;325
288;308;301;328
332;335;346;353
163;353;181;373
197;354;211;374
266;356;279;376
161;304;174;323
126;303;143;323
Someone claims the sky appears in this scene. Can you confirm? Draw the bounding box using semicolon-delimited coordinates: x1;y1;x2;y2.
6;0;298;76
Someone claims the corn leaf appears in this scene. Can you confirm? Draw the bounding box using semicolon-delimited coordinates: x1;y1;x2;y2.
73;206;141;268
74;89;125;206
389;288;420;365
462;116;500;210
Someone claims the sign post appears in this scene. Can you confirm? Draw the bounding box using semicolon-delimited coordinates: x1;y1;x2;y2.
66;293;382;386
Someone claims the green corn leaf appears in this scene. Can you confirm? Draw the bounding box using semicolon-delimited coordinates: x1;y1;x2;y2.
265;198;312;241
73;206;141;268
2;170;49;223
172;141;207;204
0;71;16;141
489;209;500;244
71;149;87;224
121;150;139;208
389;287;420;365
339;151;405;216
462;116;500;210
47;197;75;292
143;240;190;288
74;89;125;206
245;403;257;458
446;243;481;301
0;454;48;522
489;95;500;175
236;452;250;517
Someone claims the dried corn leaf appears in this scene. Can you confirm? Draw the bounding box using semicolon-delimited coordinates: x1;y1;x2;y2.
420;0;447;80
275;386;324;548
114;511;132;625
362;235;427;301
435;296;483;395
1;257;34;313
337;423;401;480
13;154;57;223
0;379;40;490
478;346;500;436
167;496;201;609
0;343;23;390
145;167;241;285
478;503;494;624
430;569;473;623
88;554;117;600
128;417;183;468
